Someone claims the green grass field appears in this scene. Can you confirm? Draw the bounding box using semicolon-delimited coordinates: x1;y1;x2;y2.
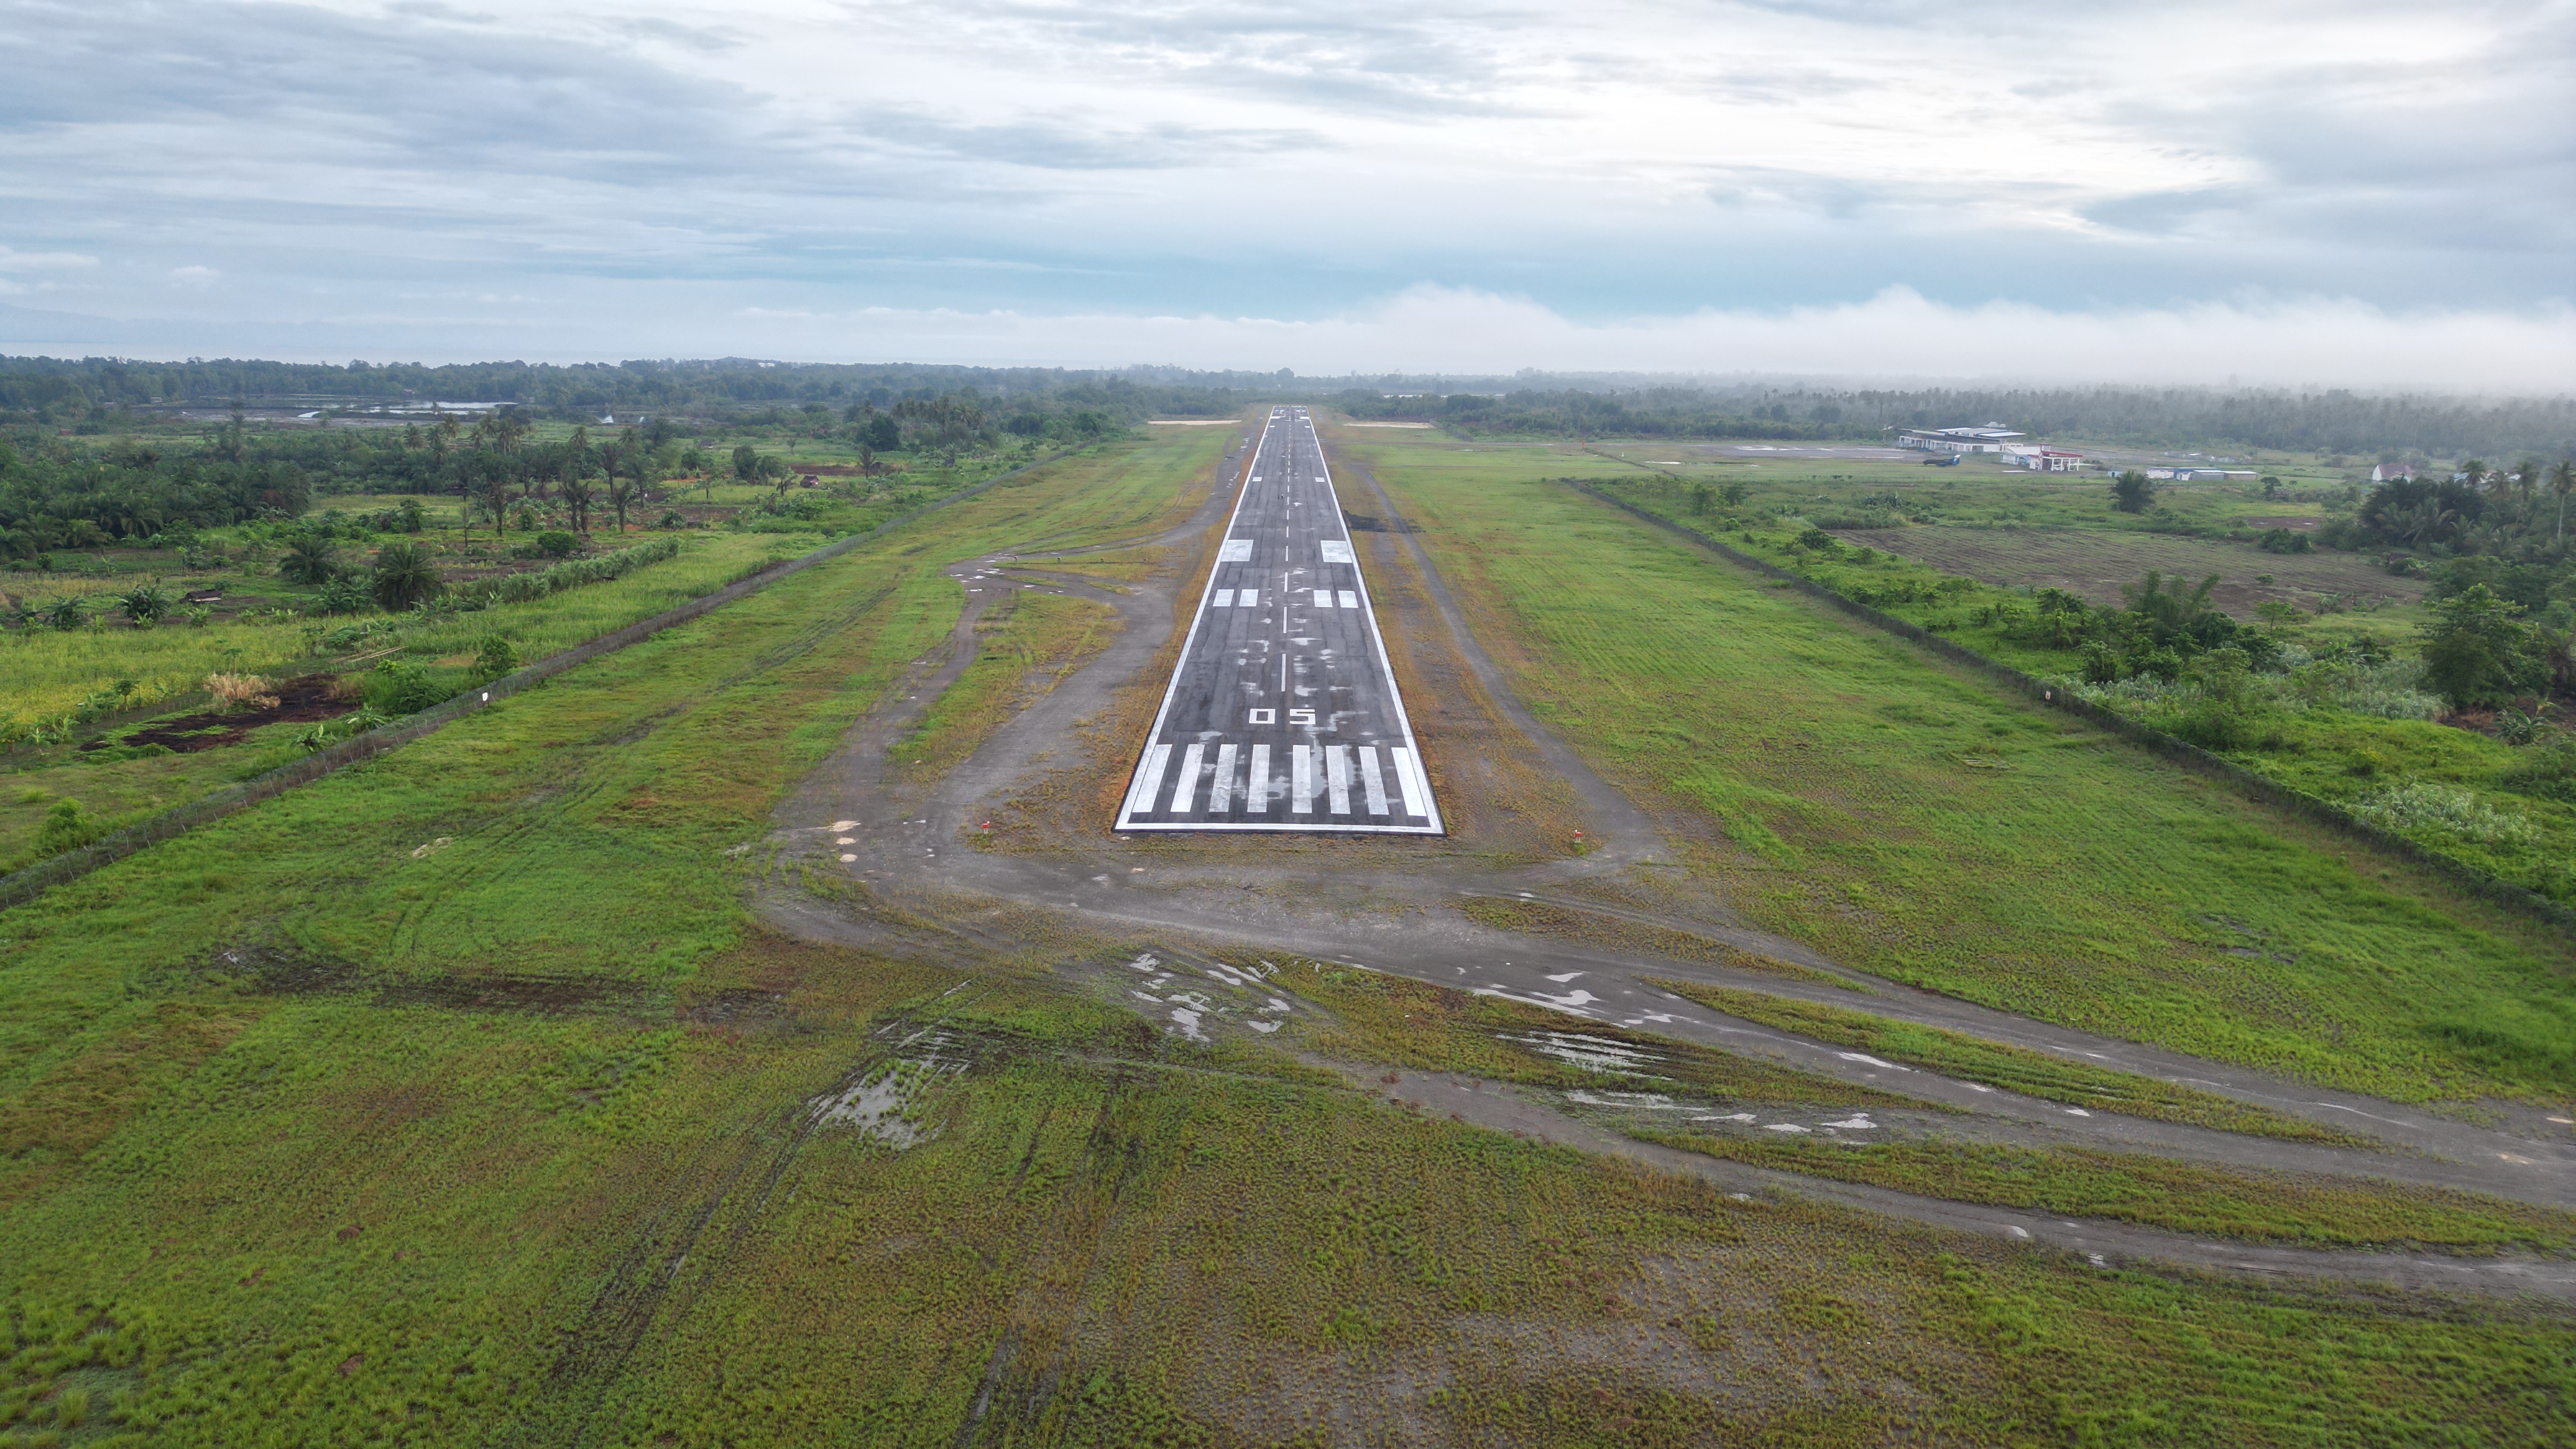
1584;466;2576;906
1;427;2570;1443
1340;426;2576;1106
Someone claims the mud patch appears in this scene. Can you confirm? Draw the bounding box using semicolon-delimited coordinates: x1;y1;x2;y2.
86;673;350;755
374;973;644;1016
1342;510;1418;533
680;988;792;1027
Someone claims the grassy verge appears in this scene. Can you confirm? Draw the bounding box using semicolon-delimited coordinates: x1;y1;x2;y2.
892;588;1122;788
1636;1127;2576;1254
1652;978;2365;1145
1457;896;1861;990
1340;427;2576;1105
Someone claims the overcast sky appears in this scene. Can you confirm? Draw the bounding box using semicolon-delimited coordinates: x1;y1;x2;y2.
1;0;2570;384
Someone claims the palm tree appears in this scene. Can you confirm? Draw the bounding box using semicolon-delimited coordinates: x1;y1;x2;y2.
560;474;595;535
2554;458;2575;547
280;535;341;585
607;473;640;534
371;540;444;610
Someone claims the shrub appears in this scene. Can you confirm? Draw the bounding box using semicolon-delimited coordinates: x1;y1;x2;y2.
316;574;374;615
2349;782;2536;846
365;658;456;716
536;530;578;558
473;637;519;682
2500;733;2576;802
115;581;176;624
34;799;102;857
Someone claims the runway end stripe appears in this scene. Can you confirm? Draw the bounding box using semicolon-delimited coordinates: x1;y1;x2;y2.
1358;748;1390;815
1292;745;1314;815
1326;746;1353;816
1248;742;1271;813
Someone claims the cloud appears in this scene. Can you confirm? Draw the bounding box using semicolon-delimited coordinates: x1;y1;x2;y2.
0;0;2560;372
723;285;2576;390
0;245;99;272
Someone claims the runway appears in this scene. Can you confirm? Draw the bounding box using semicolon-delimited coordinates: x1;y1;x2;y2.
1114;407;1443;834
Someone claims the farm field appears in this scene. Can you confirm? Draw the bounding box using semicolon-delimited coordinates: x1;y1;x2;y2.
1825;522;2421;622
1581;464;2576;906
0;425;2571;1443
1330;423;2575;1105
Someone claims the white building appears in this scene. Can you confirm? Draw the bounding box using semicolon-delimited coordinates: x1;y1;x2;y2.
1897;425;2025;454
2001;445;2084;473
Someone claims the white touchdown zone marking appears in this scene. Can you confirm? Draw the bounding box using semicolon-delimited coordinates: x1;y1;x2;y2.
1337;590;1358;609
1218;538;1254;562
1213;588;1235;608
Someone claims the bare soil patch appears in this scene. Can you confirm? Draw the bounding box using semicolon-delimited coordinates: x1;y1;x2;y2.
1829;525;2424;619
88;673;349;754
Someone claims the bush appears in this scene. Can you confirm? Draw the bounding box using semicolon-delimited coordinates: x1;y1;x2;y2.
34;799;103;857
365;658;456;716
2349;782;2536;846
2256;528;2313;555
115;581;176;624
316;574;373;615
473;637;519;682
2500;733;2576;802
536;530;578;558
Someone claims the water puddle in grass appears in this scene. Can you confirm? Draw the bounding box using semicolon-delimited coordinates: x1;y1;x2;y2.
809;1025;971;1148
1496;1030;1673;1081
1078;950;1299;1044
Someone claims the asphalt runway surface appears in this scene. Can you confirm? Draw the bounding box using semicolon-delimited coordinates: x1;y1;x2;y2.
1115;406;1442;834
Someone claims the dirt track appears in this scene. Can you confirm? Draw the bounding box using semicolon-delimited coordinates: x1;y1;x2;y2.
758;422;2576;1301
